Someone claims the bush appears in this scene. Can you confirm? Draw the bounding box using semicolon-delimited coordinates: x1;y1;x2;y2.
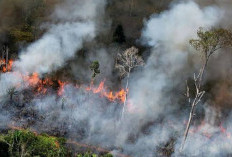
0;130;113;157
2;130;68;157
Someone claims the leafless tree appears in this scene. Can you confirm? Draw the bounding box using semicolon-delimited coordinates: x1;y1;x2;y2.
6;46;8;70
115;46;144;118
1;45;9;72
180;28;232;151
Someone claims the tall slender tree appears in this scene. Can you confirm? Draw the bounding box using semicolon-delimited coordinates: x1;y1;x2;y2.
181;28;232;151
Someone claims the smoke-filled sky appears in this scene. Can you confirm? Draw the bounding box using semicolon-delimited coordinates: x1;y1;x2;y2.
1;0;232;157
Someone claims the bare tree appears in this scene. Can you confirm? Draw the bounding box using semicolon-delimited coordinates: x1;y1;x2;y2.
180;28;232;151
6;46;8;70
115;46;144;118
0;45;9;72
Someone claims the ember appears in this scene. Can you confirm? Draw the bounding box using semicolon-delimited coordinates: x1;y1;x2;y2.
0;59;13;72
86;81;128;103
3;60;128;103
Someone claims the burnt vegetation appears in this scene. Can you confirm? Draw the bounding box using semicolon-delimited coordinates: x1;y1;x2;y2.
0;0;232;157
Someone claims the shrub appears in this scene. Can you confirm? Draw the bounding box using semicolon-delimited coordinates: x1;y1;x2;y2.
2;130;67;157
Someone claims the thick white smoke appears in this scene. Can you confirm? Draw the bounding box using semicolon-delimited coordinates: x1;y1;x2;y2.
129;0;222;131
1;0;232;157
14;22;95;74
0;0;107;135
14;0;105;75
29;1;226;157
127;1;224;156
142;1;221;47
136;1;232;156
0;0;106;96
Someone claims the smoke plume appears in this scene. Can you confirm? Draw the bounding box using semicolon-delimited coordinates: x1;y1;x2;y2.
1;0;232;157
14;0;106;75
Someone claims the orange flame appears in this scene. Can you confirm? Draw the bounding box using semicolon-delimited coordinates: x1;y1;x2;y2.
22;72;54;94
86;81;128;103
1;60;128;103
23;72;40;86
37;78;54;94
58;80;66;96
0;59;13;72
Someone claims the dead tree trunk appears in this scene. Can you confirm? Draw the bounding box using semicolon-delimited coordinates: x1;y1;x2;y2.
6;46;8;71
180;58;209;151
122;68;130;118
181;27;232;151
180;90;204;150
0;46;6;71
2;46;4;60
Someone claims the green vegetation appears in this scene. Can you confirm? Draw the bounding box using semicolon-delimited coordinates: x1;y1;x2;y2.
0;130;67;157
190;28;232;63
0;130;114;157
90;61;101;79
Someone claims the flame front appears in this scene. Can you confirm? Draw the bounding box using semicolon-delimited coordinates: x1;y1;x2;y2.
188;120;232;139
58;80;66;96
0;59;13;72
86;81;128;103
3;60;128;103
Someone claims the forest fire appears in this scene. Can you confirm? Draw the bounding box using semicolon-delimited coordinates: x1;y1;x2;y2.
188;121;232;140
22;72;54;94
24;74;128;103
23;74;128;103
0;59;13;72
57;80;66;96
23;72;41;86
2;60;128;103
7;124;131;157
86;81;128;103
2;0;232;156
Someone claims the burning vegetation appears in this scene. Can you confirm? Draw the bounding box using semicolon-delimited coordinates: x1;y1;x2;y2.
1;0;232;157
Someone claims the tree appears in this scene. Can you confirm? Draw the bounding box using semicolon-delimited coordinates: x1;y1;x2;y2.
180;28;232;151
90;61;100;79
61;97;66;110
190;28;232;85
115;46;144;118
7;87;18;101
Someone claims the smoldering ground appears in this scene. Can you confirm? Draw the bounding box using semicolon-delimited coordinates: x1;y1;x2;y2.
0;0;232;157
